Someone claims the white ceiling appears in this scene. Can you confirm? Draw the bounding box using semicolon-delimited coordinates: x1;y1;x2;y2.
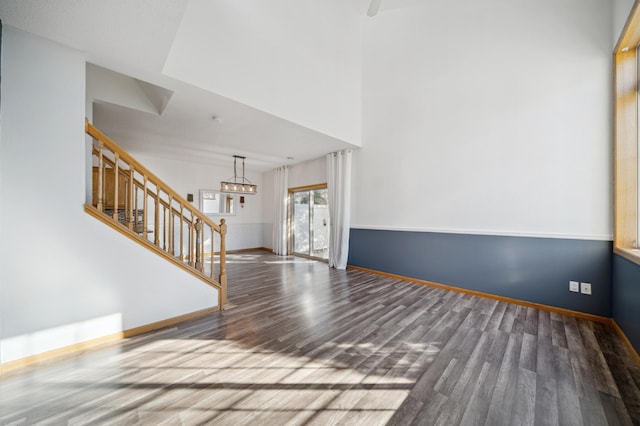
91;81;354;171
0;0;390;171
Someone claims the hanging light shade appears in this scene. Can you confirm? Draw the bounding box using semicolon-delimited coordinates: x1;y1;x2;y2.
220;155;257;194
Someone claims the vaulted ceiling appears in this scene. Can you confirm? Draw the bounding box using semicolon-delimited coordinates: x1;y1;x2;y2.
0;0;399;171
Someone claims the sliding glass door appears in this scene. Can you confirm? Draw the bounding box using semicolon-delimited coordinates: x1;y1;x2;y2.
290;186;329;259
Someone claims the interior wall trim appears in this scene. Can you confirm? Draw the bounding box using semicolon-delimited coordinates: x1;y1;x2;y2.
3;267;639;376
205;247;272;256
0;307;218;377
0;332;124;377
352;263;640;368
612;320;640;366
347;265;612;324
350;225;613;242
226;247;272;253
288;183;328;193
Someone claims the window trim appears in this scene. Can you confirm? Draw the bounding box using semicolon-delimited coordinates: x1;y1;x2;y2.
615;1;640;265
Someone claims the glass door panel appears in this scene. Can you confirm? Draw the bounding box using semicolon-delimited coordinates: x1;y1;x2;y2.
292;191;310;254
311;189;329;258
290;187;329;260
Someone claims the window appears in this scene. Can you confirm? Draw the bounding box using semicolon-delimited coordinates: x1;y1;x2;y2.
614;4;640;264
200;189;236;216
289;184;329;260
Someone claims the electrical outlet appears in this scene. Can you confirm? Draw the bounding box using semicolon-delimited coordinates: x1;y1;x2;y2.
569;281;580;292
580;282;592;295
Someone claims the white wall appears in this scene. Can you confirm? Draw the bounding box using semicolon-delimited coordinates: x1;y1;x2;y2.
86;63;161;116
0;27;217;364
163;0;362;145
133;154;265;251
353;0;613;240
288;157;327;189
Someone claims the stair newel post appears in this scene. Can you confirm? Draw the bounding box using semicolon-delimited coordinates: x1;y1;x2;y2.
97;140;104;212
195;218;203;271
219;218;228;306
113;153;120;221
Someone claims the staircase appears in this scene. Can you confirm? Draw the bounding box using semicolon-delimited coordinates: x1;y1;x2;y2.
84;119;228;308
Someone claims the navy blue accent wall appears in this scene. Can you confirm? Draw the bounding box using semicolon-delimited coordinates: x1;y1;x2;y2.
349;228;612;317
612;255;640;352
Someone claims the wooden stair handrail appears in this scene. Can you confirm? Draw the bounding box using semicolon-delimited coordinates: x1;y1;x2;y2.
89;155;189;218
86;119;221;233
85;118;228;308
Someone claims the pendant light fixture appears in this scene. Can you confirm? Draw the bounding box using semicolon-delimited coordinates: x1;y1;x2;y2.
220;155;257;194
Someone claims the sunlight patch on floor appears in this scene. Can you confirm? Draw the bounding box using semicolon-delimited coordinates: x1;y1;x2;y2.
34;337;424;425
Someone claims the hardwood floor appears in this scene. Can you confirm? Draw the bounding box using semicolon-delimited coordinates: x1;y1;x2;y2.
1;251;640;425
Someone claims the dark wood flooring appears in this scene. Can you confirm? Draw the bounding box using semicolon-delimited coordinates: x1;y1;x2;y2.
1;251;640;425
